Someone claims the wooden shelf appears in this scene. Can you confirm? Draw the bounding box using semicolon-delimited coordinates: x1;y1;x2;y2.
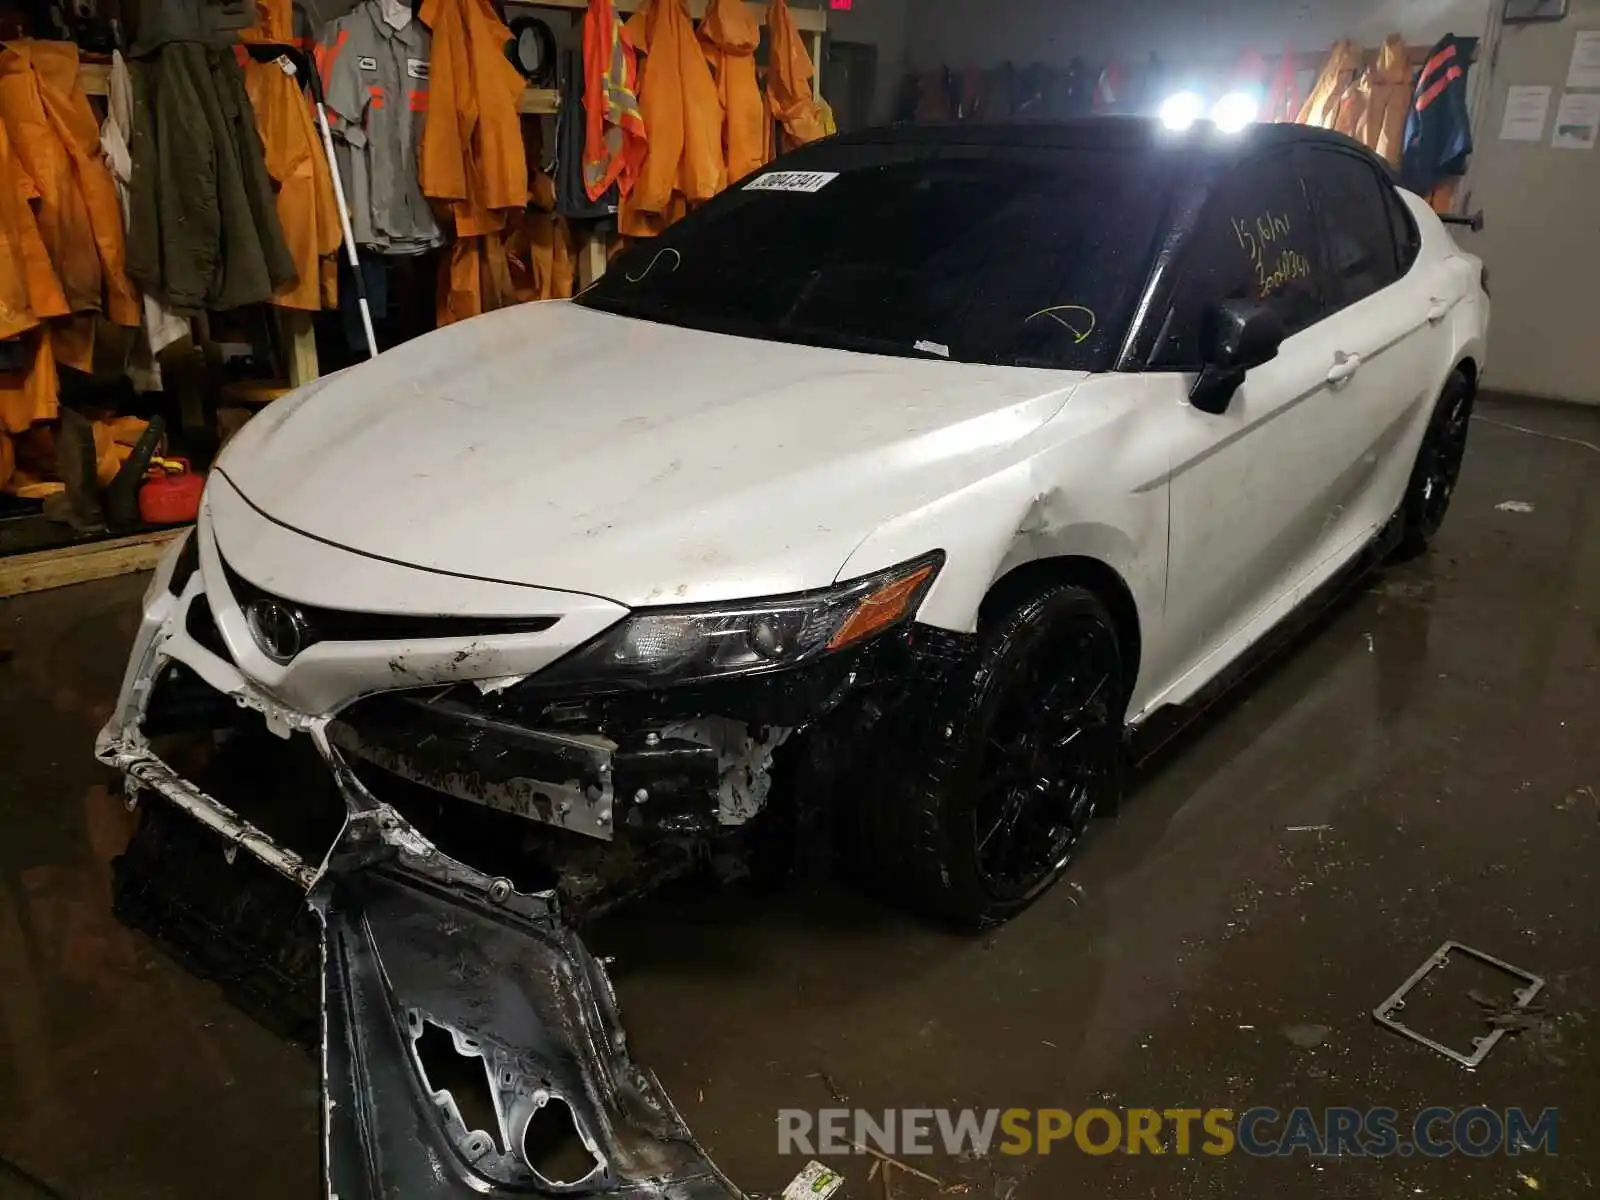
519;87;560;114
79;58;110;96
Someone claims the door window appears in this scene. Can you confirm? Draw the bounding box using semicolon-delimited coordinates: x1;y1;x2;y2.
1307;149;1403;310
1151;151;1324;369
1382;180;1421;274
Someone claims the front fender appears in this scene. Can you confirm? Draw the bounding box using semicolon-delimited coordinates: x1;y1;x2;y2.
836;375;1174;707
837;457;1153;637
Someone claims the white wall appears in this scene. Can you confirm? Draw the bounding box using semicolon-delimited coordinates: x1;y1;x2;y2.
1463;1;1600;403
798;0;911;122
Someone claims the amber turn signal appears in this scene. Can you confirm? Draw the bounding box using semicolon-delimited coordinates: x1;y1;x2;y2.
827;564;937;651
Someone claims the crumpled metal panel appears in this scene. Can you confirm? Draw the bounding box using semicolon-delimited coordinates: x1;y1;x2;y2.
318;864;741;1199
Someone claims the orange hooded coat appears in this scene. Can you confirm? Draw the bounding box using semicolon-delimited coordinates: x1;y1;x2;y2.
0;41;138;339
420;0;531;324
1353;35;1413;166
699;0;765;185
619;0;725;238
766;0;826;151
241;0;342;310
0;41;135;475
1297;39;1364;133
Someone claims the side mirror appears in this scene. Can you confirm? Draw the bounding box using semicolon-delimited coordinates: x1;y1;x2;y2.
1189;300;1286;414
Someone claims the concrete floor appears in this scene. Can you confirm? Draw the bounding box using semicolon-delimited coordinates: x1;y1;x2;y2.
0;397;1595;1199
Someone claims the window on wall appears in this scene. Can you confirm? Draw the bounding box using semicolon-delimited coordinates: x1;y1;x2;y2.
1307;148;1404;311
1151;150;1323;369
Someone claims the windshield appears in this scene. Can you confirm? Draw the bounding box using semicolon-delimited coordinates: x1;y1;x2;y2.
577;142;1175;371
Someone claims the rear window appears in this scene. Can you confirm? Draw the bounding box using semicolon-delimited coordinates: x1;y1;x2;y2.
577;145;1175;371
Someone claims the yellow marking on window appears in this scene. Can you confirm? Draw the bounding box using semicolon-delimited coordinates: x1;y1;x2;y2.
1026;305;1098;343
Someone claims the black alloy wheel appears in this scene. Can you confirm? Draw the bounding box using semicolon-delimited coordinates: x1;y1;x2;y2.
1396;371;1475;559
861;583;1127;929
971;611;1120;900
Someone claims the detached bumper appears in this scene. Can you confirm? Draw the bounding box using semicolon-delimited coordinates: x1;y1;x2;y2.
322;868;740;1199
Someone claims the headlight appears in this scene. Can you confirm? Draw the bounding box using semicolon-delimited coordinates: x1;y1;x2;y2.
530;553;943;692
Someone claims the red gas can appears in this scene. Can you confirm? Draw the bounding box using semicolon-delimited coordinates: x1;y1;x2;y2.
139;458;205;525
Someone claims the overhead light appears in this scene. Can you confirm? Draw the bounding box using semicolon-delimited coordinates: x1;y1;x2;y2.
1210;91;1260;132
1158;91;1205;131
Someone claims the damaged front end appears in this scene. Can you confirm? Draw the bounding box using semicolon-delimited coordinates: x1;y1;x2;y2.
94;537;746;1196
97;524;964;1197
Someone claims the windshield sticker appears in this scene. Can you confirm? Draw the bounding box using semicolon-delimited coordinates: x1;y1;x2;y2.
1025;305;1097;344
1232;211;1312;297
744;171;840;194
914;340;951;358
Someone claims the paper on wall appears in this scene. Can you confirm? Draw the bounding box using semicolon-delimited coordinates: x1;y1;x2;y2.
1551;91;1600;149
1566;30;1600;89
1499;85;1553;140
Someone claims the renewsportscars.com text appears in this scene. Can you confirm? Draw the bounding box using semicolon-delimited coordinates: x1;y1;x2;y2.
777;1106;1559;1158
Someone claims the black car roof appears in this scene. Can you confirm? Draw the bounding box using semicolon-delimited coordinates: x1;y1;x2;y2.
827;116;1383;171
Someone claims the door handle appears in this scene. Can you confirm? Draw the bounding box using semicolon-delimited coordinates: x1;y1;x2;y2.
1326;351;1363;385
1427;298;1451;324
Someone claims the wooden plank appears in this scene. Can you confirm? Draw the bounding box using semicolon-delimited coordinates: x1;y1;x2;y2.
279;308;319;387
0;528;187;599
577;233;610;288
79;59;110;96
519;87;561;115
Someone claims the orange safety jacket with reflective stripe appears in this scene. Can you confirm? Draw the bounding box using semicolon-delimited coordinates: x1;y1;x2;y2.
620;0;724;238
766;0;826;151
582;0;646;202
699;0;765;185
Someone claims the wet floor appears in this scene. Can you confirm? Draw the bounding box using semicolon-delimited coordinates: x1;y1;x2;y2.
1;397;1596;1199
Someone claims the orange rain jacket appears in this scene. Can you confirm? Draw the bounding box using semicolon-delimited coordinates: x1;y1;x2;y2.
1353;35;1412;166
582;0;646;202
507;172;577;303
766;0;826;151
0;41;139;335
419;0;531;324
619;0;724;238
699;0;765;185
242;0;342;310
1296;39;1364;134
0;41;139;471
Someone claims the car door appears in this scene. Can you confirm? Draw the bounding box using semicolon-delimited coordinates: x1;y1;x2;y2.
1302;147;1450;548
1146;147;1362;702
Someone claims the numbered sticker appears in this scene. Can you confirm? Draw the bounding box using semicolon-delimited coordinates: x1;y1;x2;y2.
744;171;840;194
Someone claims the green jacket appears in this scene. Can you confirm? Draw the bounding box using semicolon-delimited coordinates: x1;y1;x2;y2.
126;44;295;312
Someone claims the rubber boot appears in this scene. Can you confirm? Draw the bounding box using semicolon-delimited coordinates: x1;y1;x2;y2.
52;407;107;535
104;414;167;532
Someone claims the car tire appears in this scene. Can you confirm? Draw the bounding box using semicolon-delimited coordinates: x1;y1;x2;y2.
1393;370;1475;561
861;583;1126;930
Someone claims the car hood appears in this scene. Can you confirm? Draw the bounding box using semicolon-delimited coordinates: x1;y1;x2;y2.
219;303;1083;607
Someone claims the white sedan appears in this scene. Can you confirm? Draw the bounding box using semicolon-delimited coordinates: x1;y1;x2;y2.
100;118;1488;930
